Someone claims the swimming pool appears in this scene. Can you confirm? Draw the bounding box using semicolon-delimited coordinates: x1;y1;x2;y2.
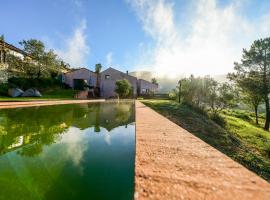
0;101;135;200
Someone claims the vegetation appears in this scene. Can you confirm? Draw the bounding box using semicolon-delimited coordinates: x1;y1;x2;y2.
228;38;270;130
115;79;132;98
170;75;236;113
169;37;270;132
142;100;270;181
95;63;102;88
0;36;75;98
151;78;158;85
6;39;69;79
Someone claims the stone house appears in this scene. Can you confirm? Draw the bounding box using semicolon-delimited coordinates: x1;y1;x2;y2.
63;68;97;89
100;67;137;98
137;79;158;96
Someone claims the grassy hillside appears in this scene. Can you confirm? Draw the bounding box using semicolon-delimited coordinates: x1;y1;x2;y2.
142;100;270;182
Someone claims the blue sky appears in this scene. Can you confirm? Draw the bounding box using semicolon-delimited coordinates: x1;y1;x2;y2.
1;0;270;76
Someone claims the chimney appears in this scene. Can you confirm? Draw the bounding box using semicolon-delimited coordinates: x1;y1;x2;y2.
126;70;129;75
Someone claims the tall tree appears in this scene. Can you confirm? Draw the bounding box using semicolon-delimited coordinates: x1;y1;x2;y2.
177;79;182;103
229;38;270;130
95;63;102;88
20;39;45;78
18;39;63;79
151;78;158;85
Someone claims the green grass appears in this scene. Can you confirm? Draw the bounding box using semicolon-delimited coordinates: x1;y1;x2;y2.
141;99;270;182
0;88;77;102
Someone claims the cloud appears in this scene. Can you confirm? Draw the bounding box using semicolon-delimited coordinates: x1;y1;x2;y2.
127;0;270;77
106;52;113;66
61;127;88;169
56;19;90;67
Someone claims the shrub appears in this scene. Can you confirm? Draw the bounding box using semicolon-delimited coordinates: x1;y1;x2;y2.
8;77;62;90
115;79;132;98
0;83;9;96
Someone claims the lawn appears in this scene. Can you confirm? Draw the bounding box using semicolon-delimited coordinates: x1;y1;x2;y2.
0;88;77;102
141;99;270;182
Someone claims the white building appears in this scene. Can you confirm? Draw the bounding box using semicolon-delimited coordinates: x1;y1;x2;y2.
0;40;31;83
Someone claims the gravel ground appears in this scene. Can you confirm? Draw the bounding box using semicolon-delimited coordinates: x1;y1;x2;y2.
135;101;270;200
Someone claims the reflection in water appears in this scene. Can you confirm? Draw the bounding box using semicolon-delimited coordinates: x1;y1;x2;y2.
61;127;88;168
0;101;135;200
0;101;135;156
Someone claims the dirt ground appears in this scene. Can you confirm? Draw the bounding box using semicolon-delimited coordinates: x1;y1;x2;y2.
0;99;105;109
135;101;270;200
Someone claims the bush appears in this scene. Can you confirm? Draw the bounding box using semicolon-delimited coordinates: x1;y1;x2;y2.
8;77;62;90
210;113;226;128
0;83;9;96
168;92;177;100
115;79;132;98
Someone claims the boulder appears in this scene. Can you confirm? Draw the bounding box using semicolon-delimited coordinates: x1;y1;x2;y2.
8;88;24;97
22;88;42;97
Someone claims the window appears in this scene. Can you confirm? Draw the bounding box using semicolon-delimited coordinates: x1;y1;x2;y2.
105;75;110;79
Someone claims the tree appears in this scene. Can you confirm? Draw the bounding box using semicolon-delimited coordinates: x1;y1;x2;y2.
19;39;62;79
0;34;4;41
151;78;158;85
177;79;182;103
228;71;262;124
95;63;102;88
115;79;131;98
19;39;45;60
210;83;235;113
175;75;235;113
229;38;270;130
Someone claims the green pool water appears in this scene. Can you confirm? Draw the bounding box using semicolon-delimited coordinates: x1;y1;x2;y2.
0;101;135;200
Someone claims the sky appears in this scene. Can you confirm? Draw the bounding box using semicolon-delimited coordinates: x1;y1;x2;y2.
1;0;270;77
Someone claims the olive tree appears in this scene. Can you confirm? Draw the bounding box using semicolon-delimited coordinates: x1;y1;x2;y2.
115;79;132;98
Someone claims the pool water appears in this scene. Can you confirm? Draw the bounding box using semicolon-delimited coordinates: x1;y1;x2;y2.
0;101;135;200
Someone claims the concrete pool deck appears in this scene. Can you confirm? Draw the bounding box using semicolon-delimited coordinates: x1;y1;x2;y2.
0;99;105;109
135;101;270;200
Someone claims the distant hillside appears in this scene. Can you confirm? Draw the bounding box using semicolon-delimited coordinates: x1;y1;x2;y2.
130;71;228;93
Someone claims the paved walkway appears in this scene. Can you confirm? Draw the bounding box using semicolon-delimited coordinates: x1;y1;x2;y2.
0;99;105;109
135;101;270;200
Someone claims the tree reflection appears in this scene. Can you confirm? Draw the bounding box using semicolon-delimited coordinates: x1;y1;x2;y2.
0;101;135;157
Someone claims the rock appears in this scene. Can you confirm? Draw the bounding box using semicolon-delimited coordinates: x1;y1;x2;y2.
22;88;42;97
8;88;24;97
